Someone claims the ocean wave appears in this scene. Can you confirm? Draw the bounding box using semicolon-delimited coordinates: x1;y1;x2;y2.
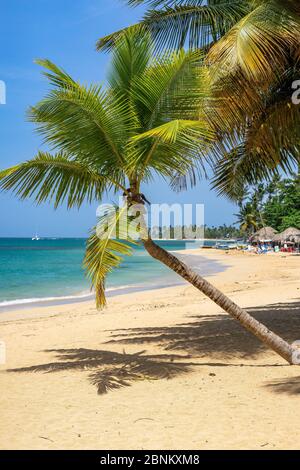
0;284;148;309
0;291;93;308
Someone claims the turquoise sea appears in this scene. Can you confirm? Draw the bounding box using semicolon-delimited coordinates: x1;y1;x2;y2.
0;238;227;310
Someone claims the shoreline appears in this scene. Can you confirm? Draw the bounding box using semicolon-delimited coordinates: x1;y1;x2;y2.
0;250;228;314
1;248;299;450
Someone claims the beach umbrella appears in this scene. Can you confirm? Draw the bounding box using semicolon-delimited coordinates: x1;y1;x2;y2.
290;235;300;243
272;233;283;243
250;226;277;243
273;227;300;244
288;233;300;245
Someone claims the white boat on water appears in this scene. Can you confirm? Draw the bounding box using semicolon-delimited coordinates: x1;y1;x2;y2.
215;240;238;250
32;233;40;241
216;243;238;250
215;239;248;250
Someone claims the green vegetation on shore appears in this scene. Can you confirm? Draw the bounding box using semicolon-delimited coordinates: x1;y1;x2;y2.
236;174;300;235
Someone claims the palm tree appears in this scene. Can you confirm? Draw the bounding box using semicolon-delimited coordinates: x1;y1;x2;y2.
235;202;259;236
0;32;297;364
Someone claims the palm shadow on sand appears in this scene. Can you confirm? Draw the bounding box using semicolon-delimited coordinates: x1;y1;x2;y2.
107;301;300;360
265;376;300;395
7;300;300;395
8;349;194;395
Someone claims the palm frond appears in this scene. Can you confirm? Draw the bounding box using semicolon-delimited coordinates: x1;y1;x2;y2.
133;49;206;129
97;23;148;52
124;0;179;6
107;30;153;134
108;31;152;96
211;73;300;201
134;118;213;144
84;205;139;309
29;60;131;177
0;152;114;209
169;164;205;192
208;0;300;83
34;59;77;89
143;1;250;51
209;63;300;200
211;144;284;201
244;69;300;160
129;119;214;184
97;1;250;52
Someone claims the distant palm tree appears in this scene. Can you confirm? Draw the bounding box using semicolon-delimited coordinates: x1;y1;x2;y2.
235;182;267;234
235;202;259;235
0;32;296;363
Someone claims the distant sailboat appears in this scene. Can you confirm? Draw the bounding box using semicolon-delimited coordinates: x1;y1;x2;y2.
32;232;40;241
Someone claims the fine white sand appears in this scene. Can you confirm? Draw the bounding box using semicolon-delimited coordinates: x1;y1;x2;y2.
0;249;299;450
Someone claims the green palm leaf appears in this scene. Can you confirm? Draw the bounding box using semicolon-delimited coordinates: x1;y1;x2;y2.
97;1;250;52
211;145;283;201
133;49;206;128
107;30;152;135
0;152;118;209
129;118;214;184
30;60;131;179
84;205;139;308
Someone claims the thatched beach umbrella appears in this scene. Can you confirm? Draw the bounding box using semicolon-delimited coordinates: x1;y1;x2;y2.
273;227;300;244
250;226;277;243
288;233;300;244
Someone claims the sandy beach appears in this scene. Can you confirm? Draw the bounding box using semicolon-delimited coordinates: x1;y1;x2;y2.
0;248;299;450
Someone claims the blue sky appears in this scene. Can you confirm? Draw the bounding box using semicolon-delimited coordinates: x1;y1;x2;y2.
0;0;237;237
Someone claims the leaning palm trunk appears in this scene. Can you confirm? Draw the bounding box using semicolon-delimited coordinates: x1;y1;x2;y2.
143;237;296;364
